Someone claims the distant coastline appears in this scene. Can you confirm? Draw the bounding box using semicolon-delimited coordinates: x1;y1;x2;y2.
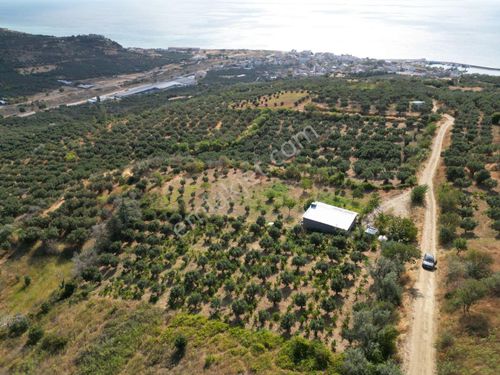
2;26;500;77
1;0;498;69
428;61;500;72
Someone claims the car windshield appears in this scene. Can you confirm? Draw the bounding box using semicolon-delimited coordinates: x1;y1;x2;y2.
424;254;434;261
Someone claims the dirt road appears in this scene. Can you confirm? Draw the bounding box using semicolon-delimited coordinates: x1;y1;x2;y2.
404;113;454;375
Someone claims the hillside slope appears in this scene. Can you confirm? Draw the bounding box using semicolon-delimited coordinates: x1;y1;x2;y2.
0;28;188;98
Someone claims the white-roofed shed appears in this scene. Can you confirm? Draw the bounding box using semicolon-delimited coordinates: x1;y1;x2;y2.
302;201;358;232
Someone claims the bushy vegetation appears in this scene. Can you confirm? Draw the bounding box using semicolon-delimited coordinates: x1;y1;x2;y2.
411;184;428;205
340;211;419;372
40;333;68;354
277;336;341;372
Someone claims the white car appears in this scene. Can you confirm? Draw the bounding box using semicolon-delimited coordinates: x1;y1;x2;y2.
422;253;437;270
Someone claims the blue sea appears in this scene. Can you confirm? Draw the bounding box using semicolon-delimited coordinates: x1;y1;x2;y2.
1;0;499;68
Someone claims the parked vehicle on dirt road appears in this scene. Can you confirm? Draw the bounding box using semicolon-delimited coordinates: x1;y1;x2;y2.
422;253;437;270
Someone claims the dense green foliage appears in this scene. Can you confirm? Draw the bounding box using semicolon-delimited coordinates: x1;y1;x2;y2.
411;184;428;205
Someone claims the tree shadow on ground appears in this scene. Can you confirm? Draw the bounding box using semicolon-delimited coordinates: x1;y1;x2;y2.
281;285;292;299
168;348;185;367
408;286;424;300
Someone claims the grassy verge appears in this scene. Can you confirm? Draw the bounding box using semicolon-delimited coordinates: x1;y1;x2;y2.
1;296;342;374
0;247;73;314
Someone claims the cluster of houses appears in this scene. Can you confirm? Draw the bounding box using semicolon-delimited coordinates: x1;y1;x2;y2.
191;48;467;81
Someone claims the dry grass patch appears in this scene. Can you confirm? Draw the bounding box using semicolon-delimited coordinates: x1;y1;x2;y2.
235;90;311;111
16;64;57;75
449;86;484;92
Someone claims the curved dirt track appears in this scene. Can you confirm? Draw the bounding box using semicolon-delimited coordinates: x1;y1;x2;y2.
404;114;454;375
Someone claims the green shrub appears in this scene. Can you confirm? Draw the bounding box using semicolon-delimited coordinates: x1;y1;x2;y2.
26;326;44;346
439;226;456;246
174;334;187;353
40;334;68;354
8;315;29;337
436;330;454;350
204;354;218;369
460;314;490;337
454;279;487;315
492;112;500;125
342;348;371;375
81;266;102;282
59;281;77;300
277;336;340;372
438;360;461;375
484;272;500;297
377;214;418;244
39;301;51;315
464;250;493;279
98;253;119;267
452;238;467;254
411;185;428;205
23;275;32;288
381;241;420;263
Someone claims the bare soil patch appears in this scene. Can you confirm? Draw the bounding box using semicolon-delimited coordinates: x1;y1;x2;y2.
449;86;483;92
235;90;311;111
16;64;57;75
42;198;65;216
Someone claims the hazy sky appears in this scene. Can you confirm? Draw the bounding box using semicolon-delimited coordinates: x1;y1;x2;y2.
1;0;499;66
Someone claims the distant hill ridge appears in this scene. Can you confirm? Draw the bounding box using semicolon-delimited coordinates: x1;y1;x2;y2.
0;28;189;98
0;28;126;64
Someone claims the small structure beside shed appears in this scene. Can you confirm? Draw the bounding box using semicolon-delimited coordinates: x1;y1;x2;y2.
302;201;358;233
365;226;379;236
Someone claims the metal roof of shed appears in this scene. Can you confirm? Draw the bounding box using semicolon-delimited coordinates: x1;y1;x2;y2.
302;201;358;231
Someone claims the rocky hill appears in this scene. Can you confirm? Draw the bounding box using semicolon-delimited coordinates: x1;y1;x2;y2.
0;28;188;98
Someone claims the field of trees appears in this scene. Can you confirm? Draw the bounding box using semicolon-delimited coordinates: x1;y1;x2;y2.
434;76;500;374
0;74;498;374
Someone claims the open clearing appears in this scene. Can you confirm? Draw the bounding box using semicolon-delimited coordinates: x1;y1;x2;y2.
236;90;311;110
0;245;73;315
